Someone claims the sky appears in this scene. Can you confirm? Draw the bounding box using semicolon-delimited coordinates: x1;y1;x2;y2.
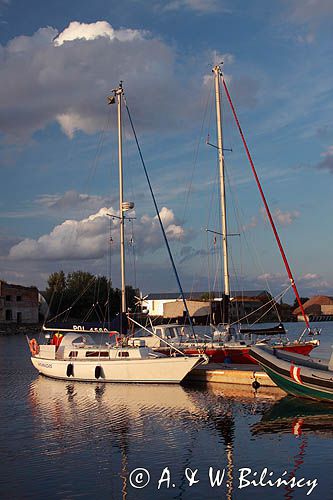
0;0;332;302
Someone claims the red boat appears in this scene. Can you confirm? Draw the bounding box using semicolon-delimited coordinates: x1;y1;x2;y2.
175;340;319;365
132;324;319;365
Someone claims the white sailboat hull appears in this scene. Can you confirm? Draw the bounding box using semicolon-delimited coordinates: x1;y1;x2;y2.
31;355;201;384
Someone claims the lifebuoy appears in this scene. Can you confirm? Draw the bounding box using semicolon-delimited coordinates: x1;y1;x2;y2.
29;338;40;356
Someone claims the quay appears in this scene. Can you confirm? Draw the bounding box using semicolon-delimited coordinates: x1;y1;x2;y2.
186;362;278;387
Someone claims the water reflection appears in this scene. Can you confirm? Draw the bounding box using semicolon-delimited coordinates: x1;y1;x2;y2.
26;376;284;499
252;396;333;437
3;334;333;499
250;397;333;500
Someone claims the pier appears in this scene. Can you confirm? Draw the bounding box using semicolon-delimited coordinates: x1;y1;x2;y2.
186;363;279;387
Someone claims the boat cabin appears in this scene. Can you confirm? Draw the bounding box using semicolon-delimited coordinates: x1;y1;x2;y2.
36;332;153;361
132;324;193;348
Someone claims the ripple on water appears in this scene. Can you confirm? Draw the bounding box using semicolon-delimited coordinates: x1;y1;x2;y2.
1;332;333;499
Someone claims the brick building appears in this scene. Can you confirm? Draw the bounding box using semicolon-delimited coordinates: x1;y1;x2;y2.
0;280;39;324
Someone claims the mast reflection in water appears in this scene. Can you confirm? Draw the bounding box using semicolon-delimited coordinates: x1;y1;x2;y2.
1;334;333;499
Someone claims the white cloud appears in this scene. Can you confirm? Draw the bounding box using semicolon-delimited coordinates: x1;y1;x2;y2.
36;190;110;212
203;52;234;86
211;51;234;66
53;21;143;46
285;0;333;24
56;112;99;138
9;206;185;260
260;206;300;226
274;208;300;226
242;216;258;231
296;32;315;44
256;271;333;295
316;145;333;173
302;273;321;281
281;0;333;42
257;272;285;282
0;21;200;140
0;20;261;142
298;272;332;290
163;0;229;13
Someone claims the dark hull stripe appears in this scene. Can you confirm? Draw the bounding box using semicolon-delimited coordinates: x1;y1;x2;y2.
265;367;333;402
251;350;333;391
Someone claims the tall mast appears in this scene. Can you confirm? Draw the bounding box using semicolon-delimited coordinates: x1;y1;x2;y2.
213;64;230;315
116;82;126;314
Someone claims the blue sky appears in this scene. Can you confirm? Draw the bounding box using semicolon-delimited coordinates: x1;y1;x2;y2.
0;0;332;301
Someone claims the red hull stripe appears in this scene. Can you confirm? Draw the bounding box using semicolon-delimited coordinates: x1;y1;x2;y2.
290;365;302;384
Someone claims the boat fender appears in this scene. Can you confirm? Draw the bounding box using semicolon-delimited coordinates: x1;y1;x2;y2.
95;365;102;379
252;379;260;390
29;338;40;356
66;363;74;377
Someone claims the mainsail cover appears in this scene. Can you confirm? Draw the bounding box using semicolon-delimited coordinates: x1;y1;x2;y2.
43;312;128;334
240;323;286;336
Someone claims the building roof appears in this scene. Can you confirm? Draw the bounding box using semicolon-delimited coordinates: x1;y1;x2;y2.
146;290;271;300
293;295;333;315
0;280;38;291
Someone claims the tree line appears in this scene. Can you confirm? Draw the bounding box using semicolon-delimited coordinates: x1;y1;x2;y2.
45;270;138;321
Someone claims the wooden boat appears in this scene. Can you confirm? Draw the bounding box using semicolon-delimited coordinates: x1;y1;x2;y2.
249;345;333;402
28;82;206;383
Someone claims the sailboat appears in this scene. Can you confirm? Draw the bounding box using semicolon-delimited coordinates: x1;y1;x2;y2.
135;64;318;364
28;82;206;383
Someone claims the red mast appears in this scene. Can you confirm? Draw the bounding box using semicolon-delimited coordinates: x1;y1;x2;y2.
221;75;310;329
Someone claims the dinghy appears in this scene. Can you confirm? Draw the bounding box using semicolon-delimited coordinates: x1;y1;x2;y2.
250;345;333;402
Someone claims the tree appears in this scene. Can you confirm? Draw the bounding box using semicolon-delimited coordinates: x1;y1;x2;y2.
292;297;309;309
46;270;66;295
45;270;66;316
45;270;138;322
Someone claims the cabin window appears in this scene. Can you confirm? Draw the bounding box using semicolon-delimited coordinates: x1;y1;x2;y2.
165;328;176;339
16;296;22;302
118;351;129;357
85;351;109;357
69;351;78;358
155;329;162;336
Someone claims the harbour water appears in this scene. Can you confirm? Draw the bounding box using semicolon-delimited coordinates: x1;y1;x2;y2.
1;322;332;499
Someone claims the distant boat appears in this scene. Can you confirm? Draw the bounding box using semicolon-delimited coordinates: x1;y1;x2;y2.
132;323;318;364
28;82;206;383
249;345;333;402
